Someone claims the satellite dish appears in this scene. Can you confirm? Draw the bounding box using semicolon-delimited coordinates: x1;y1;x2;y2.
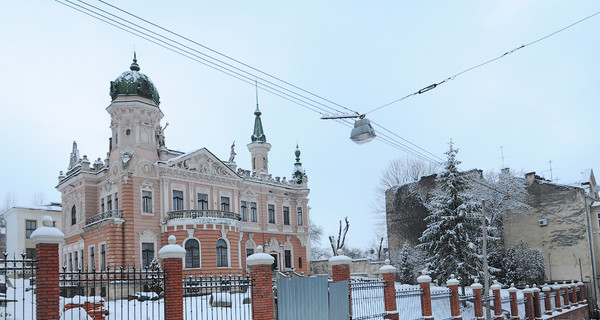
350;118;376;144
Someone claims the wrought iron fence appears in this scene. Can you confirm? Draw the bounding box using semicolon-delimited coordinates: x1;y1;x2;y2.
350;277;386;320
395;286;421;320
182;274;252;320
0;253;36;320
59;264;164;320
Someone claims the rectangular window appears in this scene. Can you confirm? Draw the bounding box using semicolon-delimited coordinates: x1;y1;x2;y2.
101;198;105;213
298;257;303;269
297;207;303;226
250;202;257;222
283;206;290;225
71;206;76;225
80;250;84;270
100;244;106;271
74;251;79;271
284;250;292;269
198;193;209;210
25;220;36;238
68;253;73;272
173;190;184;211
142;243;155;268
142;191;153;213
241;201;248;221
220;197;230;211
246;248;254;257
268;205;275;224
114;193;118;210
89;247;96;270
107;195;112;211
25;248;35;260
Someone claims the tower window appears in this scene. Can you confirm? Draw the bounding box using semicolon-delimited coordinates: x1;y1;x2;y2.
283;206;290;225
106;195;112;211
142;191;152;213
297;207;303;226
250;202;257;222
71;206;77;225
185;239;200;268
241;201;248;221
217;239;228;267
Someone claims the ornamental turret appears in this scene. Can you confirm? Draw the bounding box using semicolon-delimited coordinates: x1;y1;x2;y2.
292;144;307;185
247;105;271;175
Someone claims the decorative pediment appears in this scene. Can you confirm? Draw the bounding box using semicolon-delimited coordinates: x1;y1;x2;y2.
167;149;239;180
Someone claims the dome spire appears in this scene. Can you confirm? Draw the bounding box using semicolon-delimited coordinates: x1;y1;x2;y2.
251;82;266;142
130;51;140;71
292;143;306;184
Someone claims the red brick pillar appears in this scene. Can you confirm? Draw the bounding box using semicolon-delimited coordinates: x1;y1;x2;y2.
523;286;534;320
542;284;552;315
158;235;186;320
570;281;578;307
552;283;562;312
472;280;484;320
577;281;586;303
329;249;352;317
247;245;276;320
447;275;462;320
532;284;541;319
508;284;519;319
561;282;570;309
417;271;433;320
31;216;64;320
490;280;503;320
379;260;398;320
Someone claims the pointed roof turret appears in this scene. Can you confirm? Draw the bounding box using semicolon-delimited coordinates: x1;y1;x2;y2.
251;93;266;142
292;143;306;184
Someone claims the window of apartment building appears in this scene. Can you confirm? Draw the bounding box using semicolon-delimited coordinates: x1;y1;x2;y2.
246;248;254;257
89;247;96;270
106;195;112;211
220;197;230;212
68;253;73;271
268;205;275;224
25;220;36;238
185;239;200;268
114;193;118;210
250;202;257;222
101;198;105;213
240;201;248;221
71;206;77;225
283;206;290;225
216;239;228;267
297;207;303;226
284;250;292;269
142;191;153;213
172;190;184;211
142;243;154;268
198;193;209;210
100;244;106;271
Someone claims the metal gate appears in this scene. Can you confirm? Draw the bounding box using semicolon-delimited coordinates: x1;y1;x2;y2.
277;276;350;320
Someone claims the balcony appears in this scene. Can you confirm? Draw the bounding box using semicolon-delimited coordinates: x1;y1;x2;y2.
165;210;241;227
84;209;124;228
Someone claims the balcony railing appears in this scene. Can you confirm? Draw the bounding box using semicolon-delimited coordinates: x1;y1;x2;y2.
166;210;241;222
85;209;124;226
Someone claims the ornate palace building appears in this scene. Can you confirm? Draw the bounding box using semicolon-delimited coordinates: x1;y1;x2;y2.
57;55;310;275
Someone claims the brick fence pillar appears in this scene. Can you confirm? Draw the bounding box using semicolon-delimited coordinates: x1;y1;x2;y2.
329;249;352;316
379;260;398;320
417;271;433;320
447;274;462;320
158;235;186;320
523;285;534;320
508;284;519;319
570;281;578;307
532;284;542;319
472;280;484;320
247;245;275;320
542;284;552;315
561;282;571;310
31;216;64;320
552;283;562;312
577;281;586;303
490;280;502;320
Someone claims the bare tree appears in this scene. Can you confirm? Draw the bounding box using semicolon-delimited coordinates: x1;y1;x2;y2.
31;191;46;206
310;219;331;260
329;217;349;255
1;192;16;212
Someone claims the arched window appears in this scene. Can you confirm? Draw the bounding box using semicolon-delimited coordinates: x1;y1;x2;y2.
216;239;228;267
71;206;77;225
185;239;200;268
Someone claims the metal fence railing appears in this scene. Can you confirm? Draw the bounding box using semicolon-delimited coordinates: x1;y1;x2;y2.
350;278;386;320
395;286;421;320
182;274;252;320
0;253;36;320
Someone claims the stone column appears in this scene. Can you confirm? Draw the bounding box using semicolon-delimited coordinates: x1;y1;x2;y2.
570;281;578;307
247;245;276;320
523;286;534;320
561;282;570;309
417;271;433;320
158;235;186;320
508;283;519;319
577;280;586;303
472;280;484;320
31;216;64;320
532;284;541;319
552;282;562;312
379;260;398;320
490;280;503;320
542;284;552;315
329;249;352;316
447;274;462;320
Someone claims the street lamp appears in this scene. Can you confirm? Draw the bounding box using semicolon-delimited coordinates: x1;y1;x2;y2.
321;113;376;144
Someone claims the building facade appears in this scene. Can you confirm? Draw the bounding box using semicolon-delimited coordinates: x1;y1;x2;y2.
56;56;311;275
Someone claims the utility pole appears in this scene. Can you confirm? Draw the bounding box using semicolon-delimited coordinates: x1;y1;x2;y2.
482;200;491;319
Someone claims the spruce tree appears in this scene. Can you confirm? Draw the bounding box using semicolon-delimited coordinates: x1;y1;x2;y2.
418;140;481;289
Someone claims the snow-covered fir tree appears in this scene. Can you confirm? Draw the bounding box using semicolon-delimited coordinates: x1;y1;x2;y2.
503;239;545;286
418;140;482;288
391;242;425;284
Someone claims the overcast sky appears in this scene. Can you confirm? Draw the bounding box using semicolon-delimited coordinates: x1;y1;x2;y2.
1;1;598;251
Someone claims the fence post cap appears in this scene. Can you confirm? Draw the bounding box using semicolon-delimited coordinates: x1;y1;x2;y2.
417;270;431;283
379;259;396;274
328;250;351;266
523;285;532;294
158;235;186;259
552;282;562;290
570;280;577;287
561;281;570;289
577;280;584;286
471;279;483;290
490;280;502;290
246;245;275;266
532;284;541;293
508;283;518;293
30;216;64;245
446;274;460;286
542;284;551;292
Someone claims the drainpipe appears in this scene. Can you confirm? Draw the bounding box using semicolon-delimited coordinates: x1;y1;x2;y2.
584;194;598;313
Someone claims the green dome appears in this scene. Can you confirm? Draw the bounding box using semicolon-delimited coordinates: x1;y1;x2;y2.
109;55;160;105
